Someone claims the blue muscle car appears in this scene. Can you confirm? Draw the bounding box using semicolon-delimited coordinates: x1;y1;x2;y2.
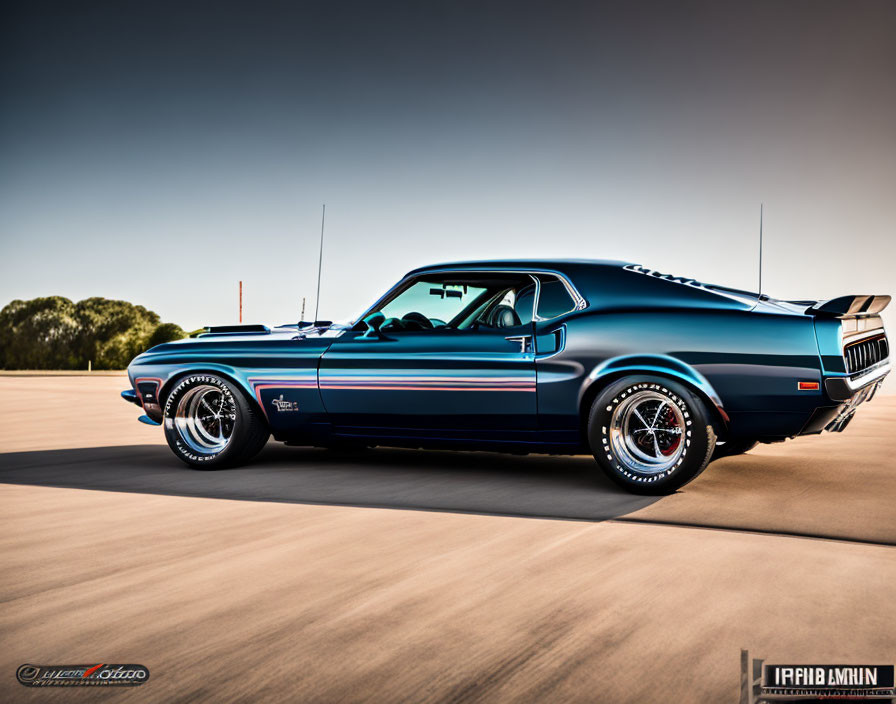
122;260;890;494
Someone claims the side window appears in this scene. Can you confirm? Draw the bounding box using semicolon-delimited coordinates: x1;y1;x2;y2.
379;280;488;329
536;276;576;319
372;273;541;332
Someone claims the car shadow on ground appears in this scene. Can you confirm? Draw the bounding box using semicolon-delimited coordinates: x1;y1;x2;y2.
0;442;661;521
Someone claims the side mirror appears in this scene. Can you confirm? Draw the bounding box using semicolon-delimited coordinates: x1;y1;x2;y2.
359;311;386;340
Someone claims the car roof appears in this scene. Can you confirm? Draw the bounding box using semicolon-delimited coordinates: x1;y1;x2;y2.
405;259;766;314
406;259;632;275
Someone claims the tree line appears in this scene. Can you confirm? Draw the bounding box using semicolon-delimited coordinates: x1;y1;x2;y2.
0;296;187;370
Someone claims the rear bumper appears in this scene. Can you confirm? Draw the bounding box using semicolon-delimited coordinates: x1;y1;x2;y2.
824;360;890;402
814;361;889;433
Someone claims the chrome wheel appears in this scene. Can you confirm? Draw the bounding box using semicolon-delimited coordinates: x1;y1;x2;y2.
609;390;685;474
173;384;236;455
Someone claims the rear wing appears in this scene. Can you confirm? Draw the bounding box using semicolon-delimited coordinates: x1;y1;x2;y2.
806;295;891;318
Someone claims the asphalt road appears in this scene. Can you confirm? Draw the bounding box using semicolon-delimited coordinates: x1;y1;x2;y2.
2;387;894;544
1;377;894;703
0;443;660;521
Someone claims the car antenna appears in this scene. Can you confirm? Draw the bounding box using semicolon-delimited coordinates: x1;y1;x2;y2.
314;203;325;324
757;203;763;301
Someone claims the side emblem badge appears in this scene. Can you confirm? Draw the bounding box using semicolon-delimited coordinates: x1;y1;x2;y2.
271;394;300;412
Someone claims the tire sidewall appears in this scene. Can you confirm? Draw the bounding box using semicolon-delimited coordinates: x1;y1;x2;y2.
589;376;712;493
163;373;245;467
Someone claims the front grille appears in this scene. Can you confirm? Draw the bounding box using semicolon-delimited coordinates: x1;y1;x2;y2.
844;334;889;374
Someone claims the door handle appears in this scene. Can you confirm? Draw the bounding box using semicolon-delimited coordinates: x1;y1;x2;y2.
505;334;532;353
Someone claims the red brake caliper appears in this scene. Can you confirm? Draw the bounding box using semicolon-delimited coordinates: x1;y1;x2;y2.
660;406;681;456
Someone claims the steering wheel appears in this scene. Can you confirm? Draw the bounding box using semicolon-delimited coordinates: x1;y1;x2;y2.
400;311;433;330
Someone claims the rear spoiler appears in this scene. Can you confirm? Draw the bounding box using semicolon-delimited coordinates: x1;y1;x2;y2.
806;295;891;317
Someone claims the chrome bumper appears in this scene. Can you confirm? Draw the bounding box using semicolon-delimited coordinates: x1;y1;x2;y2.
821;361;889;433
824;360;890;402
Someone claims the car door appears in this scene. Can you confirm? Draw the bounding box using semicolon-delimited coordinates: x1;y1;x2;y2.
318;272;538;443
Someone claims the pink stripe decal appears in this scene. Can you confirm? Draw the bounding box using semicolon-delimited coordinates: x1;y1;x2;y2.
322;376;530;382
321;385;535;392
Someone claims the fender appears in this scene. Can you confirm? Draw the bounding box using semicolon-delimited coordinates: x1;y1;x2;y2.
155;363;255;408
581;354;729;425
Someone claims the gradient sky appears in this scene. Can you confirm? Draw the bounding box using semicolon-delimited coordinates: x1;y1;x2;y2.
2;0;894;337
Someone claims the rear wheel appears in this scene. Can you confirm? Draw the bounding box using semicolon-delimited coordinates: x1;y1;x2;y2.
163;373;269;468
587;376;716;495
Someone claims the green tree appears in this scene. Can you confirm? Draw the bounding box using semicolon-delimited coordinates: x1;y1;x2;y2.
147;322;186;348
0;297;184;370
74;298;162;369
0;297;80;369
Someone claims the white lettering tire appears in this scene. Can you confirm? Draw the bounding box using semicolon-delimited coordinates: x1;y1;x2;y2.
587;375;716;495
162;373;269;469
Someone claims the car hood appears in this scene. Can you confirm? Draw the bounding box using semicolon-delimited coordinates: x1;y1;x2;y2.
130;324;347;365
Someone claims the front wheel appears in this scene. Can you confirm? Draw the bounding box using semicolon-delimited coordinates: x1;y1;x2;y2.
587;376;716;495
163;373;270;469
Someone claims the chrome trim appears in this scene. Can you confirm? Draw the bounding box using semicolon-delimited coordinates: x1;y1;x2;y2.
842;327;888;344
844;360;890;391
532;273;582;321
556;275;587;312
842;331;888;374
609;390;686;475
528;274;540;322
173;385;236;455
504;334;532;353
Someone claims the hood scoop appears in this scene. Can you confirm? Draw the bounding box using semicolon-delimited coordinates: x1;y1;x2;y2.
196;324;271;337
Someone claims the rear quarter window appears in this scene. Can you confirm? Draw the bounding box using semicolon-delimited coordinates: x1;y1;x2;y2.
536;277;576;319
